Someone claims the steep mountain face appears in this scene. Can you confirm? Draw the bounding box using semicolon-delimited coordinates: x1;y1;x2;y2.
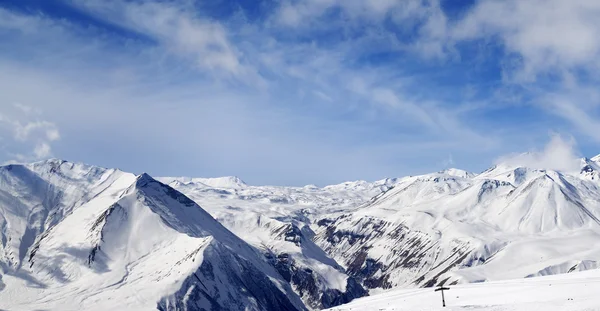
0;161;306;311
313;160;600;290
0;159;131;272
162;158;600;299
3;155;600;310
159;177;394;309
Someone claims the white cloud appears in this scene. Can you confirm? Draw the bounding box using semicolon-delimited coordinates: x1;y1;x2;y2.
544;95;600;142
245;33;491;145
34;142;51;158
12;102;36;114
272;0;600;80
274;0;442;27
0;103;60;161
12;120;59;142
495;134;581;172
452;0;600;81
271;0;454;59
444;0;600;145
2;0;595;184
70;0;263;84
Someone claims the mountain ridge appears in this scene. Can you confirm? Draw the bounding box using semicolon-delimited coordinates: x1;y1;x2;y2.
3;156;600;310
0;161;307;311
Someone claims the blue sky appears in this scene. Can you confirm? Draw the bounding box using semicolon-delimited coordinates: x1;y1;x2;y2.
0;0;599;186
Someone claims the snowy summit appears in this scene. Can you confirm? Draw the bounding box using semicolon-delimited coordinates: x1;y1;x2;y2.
1;155;600;310
2;0;600;310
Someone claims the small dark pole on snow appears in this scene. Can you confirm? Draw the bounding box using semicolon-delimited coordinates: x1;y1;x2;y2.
435;285;450;307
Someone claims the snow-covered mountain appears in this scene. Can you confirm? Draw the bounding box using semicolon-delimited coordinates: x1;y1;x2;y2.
314;157;600;291
2;155;600;310
0;160;306;311
158;176;397;309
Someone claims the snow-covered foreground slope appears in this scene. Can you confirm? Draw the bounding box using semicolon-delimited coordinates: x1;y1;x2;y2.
0;160;306;311
325;269;600;311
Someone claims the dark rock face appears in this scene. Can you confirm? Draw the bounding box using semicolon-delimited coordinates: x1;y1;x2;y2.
158;242;306;311
315;215;473;291
265;249;368;310
261;221;368;310
320;277;368;309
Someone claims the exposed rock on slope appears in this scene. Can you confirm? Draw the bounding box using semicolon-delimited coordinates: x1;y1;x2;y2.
0;161;306;311
313;163;600;290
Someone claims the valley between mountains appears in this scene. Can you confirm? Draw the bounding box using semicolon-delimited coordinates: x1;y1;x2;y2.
1;155;600;310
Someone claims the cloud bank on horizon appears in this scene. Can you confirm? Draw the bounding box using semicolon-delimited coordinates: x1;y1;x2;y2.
0;0;599;185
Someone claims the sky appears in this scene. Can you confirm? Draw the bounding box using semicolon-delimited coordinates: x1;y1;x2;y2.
0;0;599;186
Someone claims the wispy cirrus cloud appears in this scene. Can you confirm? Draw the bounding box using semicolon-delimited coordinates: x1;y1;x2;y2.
452;0;600;79
0;0;598;184
449;0;600;143
69;0;264;85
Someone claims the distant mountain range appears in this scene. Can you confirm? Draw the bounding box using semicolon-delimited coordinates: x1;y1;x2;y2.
1;155;600;310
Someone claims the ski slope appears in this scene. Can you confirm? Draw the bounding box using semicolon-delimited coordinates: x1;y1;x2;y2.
326;269;600;311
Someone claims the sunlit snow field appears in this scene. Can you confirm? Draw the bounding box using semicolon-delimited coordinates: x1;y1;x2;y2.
326;269;600;311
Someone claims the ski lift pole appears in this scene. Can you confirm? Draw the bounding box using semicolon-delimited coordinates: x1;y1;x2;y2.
435;285;450;307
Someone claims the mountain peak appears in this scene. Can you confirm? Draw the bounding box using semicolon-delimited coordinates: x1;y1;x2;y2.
438;168;475;178
136;172;155;183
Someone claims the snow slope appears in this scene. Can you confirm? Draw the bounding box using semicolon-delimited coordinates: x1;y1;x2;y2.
313;160;600;291
3;155;600;310
159;176;248;189
159;176;397;309
325;269;600;311
162;158;600;305
0;160;306;311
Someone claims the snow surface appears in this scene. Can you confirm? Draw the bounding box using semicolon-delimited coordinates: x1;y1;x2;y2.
3;156;600;310
325;269;600;311
162;158;600;306
158;176;397;309
0;161;305;311
159;176;248;189
313;159;600;291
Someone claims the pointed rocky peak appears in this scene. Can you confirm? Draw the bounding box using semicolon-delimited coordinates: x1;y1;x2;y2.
134;172;198;208
135;172;156;185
